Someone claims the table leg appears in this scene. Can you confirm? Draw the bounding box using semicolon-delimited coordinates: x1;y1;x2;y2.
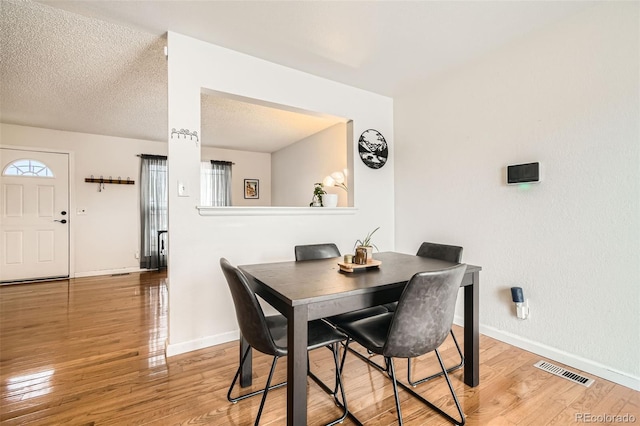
287;306;308;426
239;334;252;387
463;271;480;387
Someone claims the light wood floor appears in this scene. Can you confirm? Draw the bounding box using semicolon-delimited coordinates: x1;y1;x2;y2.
1;272;637;425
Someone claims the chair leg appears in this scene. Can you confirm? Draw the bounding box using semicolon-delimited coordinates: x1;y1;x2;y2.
310;343;347;397
407;329;465;387
326;342;349;426
308;350;338;398
387;357;404;426
227;345;286;404
450;329;465;363
358;348;464;425
317;339;386;393
333;343;343;398
254;355;280;426
394;349;466;425
231;342;351;426
307;341;350;425
434;348;465;425
337;341;349;393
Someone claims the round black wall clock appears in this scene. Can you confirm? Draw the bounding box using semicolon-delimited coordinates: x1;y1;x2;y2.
358;129;388;169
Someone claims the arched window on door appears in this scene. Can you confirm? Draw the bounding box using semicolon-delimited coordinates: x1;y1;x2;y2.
2;159;54;177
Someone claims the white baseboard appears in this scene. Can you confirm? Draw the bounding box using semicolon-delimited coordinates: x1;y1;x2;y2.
74;267;148;278
165;330;239;358
453;316;640;391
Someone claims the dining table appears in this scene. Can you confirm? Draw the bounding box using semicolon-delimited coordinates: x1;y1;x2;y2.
239;251;482;426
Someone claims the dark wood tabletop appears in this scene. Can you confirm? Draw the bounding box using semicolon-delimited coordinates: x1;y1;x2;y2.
242;251;479;307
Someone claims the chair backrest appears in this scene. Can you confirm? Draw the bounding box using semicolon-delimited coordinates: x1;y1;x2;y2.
294;243;341;261
416;242;463;263
383;263;467;359
220;258;279;356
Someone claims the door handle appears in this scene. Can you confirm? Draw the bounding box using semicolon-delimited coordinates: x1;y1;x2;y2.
54;219;67;224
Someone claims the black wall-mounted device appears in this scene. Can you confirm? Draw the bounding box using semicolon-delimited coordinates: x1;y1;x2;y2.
507;162;540;185
511;287;525;303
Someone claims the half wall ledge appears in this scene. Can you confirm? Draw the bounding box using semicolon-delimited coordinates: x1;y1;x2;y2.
196;206;358;216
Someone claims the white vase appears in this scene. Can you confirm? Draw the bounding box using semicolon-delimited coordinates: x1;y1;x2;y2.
323;193;338;207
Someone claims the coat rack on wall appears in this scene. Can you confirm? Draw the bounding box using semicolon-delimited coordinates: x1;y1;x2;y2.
171;128;199;144
85;176;135;192
85;176;135;185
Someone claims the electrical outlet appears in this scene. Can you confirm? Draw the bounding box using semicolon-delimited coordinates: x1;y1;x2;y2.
135;251;140;259
77;208;87;215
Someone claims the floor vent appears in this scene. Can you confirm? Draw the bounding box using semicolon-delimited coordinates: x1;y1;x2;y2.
534;360;594;387
111;273;130;277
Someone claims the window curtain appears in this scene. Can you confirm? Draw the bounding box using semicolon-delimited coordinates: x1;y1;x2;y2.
140;155;167;269
200;160;232;206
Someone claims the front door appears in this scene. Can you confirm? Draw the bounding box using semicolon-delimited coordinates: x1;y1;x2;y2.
0;148;70;283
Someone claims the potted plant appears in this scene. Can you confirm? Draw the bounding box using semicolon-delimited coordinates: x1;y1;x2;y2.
309;183;325;207
354;226;379;263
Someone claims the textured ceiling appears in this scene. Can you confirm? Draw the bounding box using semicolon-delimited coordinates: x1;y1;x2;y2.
1;0;592;149
0;0;168;142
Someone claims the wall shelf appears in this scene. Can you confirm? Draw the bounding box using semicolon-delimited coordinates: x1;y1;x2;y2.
197;206;358;216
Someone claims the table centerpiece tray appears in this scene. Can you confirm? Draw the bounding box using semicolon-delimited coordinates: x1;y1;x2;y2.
338;259;382;273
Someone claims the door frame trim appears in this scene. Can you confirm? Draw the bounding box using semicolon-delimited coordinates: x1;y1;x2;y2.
0;144;76;279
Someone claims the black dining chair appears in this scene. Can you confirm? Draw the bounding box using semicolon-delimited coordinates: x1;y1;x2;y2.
336;264;468;426
383;242;465;386
220;258;349;426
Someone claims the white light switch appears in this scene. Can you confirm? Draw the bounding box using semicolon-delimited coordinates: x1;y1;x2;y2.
178;181;189;197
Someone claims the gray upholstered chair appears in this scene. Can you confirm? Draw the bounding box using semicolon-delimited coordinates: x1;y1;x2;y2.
220;258;348;426
384;242;465;386
337;264;467;426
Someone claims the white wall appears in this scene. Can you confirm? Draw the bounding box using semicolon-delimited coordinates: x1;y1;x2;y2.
166;33;394;355
0;123;167;277
201;146;271;206
272;122;348;207
394;2;639;389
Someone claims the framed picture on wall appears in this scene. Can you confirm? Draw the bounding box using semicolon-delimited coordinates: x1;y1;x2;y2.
244;179;259;199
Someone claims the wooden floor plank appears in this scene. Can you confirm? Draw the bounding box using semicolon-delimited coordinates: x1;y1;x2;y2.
1;272;638;425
